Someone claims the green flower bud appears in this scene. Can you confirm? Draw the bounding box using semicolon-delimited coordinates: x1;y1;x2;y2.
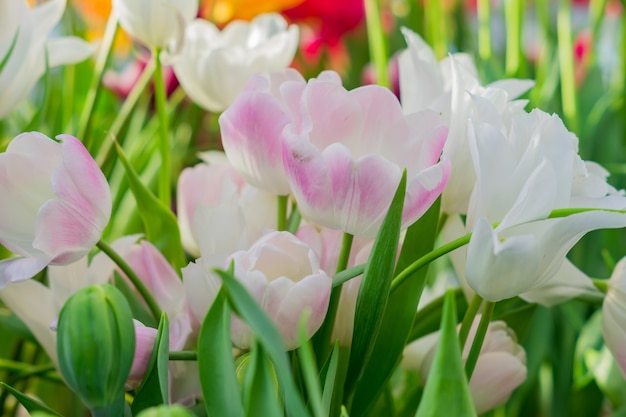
57;284;135;416
136;405;196;417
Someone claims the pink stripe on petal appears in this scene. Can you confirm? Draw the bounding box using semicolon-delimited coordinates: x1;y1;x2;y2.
220;91;292;195
403;158;451;227
33;199;99;264
55;135;112;223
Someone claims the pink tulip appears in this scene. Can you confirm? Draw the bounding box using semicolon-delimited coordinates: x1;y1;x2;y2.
403;318;527;414
176;152;276;258
282;71;450;237
219;69;306;195
229;231;331;350
126;321;158;390
0;133;111;288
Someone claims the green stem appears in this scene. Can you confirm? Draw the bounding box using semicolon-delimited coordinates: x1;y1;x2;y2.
390;233;471;293
277;195;289;231
169;350;198;361
364;0;389;87
477;0;492;62
153;48;172;209
96;240;162;321
95;58;156;167
557;0;580;135
464;300;495;379
458;293;483;348
286;203;302;234
504;0;523;76
425;0;446;59
79;12;118;149
314;233;354;364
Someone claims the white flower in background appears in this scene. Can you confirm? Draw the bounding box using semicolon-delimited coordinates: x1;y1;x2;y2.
0;0;95;118
112;0;198;51
173;13;299;112
398;28;533;215
465;107;626;301
403;318;527;415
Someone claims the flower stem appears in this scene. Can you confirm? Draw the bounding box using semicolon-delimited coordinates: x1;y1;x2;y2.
95;58;156;167
477;0;492;62
504;0;523;76
153;48;172;209
557;0;580;135
364;0;389;87
277;195;289;231
79;12;118;150
464;300;495;379
592;278;609;294
96;240;162;321
459;293;483;348
314;233;354;364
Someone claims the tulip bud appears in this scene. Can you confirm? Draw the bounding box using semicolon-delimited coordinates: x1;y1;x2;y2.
136;405;196;417
403;318;527;414
56;284;135;415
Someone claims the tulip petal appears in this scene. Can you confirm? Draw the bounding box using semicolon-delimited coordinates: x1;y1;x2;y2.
0;256;50;287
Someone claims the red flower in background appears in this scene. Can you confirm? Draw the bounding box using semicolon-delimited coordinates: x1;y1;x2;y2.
283;0;365;56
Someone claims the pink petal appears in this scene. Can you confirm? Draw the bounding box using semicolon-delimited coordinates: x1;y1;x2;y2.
219;91;292;195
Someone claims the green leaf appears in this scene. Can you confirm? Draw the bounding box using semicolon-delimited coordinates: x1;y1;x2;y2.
350;197;441;416
345;171;406;394
0;383;62;417
414;290;476;417
243;340;282;417
0;28;19;74
197;289;245;417
132;313;170;414
321;343;341;416
113;271;157;328
114;141;186;271
297;312;325;417
215;269;311;417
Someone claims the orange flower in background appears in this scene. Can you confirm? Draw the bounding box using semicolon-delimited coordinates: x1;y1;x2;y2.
200;0;305;25
71;0;132;55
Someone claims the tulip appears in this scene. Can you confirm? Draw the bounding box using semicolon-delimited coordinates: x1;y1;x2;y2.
403;318;527;414
173;13;299;113
56;284;135;415
281;70;450;238
229;231;331;349
219;69;306;195
0;133;112;288
182;231;332;350
127;321;159;390
398;28;533;215
464;109;626;301
112;0;198;51
176;152;276;258
0;0;94;118
602;257;626;378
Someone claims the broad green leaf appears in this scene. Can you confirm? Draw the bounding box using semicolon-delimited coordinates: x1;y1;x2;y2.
197;289;245;417
243;340;282;417
114;141;186;271
350;198;441;416
345;172;406;394
414;290;476;417
1;383;62;417
132;313;170;414
215;269;311;417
